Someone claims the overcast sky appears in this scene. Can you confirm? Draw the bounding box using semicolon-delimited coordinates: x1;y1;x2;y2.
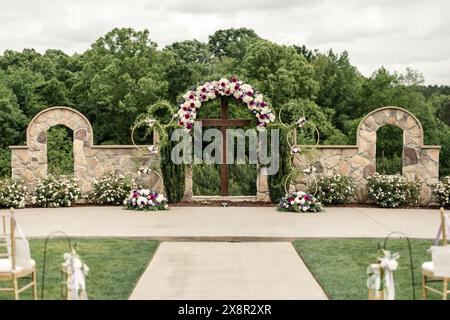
0;0;449;85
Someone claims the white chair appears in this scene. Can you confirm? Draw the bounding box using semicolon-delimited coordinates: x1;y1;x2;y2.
0;208;37;300
422;208;450;300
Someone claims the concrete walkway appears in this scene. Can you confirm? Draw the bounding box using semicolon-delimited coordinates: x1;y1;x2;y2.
13;206;441;239
130;242;327;300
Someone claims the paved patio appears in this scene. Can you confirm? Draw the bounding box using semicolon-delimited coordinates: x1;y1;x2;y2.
13;206;441;240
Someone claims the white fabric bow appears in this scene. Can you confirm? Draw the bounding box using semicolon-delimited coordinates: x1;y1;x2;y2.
379;256;399;300
63;251;89;300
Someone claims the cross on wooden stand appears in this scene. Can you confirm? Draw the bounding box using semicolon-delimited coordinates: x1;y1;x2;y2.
197;97;252;196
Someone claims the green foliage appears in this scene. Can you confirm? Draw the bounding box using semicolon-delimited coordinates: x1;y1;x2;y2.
367;173;420;208
376;125;403;175
268;125;291;203
73;28;169;144
47;126;74;175
208;28;259;59
160;125;185;203
311;174;356;205
193;164;220;196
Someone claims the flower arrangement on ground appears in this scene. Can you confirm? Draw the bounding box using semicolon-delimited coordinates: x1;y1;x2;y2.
90;172;133;205
0;178;27;208
433;176;450;207
124;189;168;211
177;76;275;132
32;175;81;208
278;191;323;212
368;173;420;208
311;173;356;205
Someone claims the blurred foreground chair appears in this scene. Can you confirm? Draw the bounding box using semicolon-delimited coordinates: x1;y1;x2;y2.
0;208;37;300
422;207;450;300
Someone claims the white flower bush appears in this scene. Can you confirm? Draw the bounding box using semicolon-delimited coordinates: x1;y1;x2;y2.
0;178;27;209
311;173;356;205
368;173;420;208
90;172;133;205
32;175;81;208
433;176;450;207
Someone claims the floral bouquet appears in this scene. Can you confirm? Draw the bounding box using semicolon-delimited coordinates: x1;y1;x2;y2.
124;189;169;211
278;191;323;213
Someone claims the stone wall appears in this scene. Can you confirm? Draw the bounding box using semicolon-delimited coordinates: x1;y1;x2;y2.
10;107;163;194
10;106;441;205
292;106;441;205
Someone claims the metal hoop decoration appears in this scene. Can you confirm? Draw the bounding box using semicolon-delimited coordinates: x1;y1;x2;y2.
278;102;321;196
278;102;304;129
131;102;176;152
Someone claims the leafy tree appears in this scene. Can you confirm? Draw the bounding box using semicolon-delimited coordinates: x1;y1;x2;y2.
239;39;319;107
73;28;169;144
208;28;259;59
312;50;364;133
0;79;28;177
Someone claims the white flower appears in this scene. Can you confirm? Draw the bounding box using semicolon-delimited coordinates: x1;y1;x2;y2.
296;117;307;128
242;95;253;104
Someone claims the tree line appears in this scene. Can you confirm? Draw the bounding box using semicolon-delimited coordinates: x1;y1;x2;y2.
1;27;450;178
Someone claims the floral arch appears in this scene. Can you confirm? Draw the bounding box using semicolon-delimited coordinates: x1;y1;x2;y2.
177;76;275;131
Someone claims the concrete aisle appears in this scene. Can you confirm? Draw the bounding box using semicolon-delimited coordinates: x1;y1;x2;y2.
129;242;327;300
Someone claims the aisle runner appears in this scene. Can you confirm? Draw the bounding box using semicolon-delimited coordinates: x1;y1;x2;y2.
129;242;327;300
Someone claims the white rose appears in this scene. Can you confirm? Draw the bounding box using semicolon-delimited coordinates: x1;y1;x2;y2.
254;94;263;103
243;95;253;104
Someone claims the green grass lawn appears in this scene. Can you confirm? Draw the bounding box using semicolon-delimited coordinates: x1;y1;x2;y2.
293;238;441;300
1;238;159;300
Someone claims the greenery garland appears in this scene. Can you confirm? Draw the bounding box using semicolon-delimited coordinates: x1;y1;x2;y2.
159;124;186;203
267;124;291;203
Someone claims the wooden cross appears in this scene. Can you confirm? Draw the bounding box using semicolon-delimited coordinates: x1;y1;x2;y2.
197;97;252;196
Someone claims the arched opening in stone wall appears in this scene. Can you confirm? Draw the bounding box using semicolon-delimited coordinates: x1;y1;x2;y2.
376;124;403;174
47;125;74;175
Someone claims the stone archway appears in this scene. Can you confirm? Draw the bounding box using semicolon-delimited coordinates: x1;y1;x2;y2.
17;106;93;189
356;106;438;203
357;106;423;177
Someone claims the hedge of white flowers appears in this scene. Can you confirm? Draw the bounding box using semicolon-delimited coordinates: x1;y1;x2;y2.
312;173;356;205
90;172;133;205
433;176;450;207
32;175;81;208
368;173;420;208
0;178;27;209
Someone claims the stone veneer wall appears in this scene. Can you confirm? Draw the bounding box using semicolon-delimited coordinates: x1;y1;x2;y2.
10;106;441;205
10;107;163;194
292;106;440;205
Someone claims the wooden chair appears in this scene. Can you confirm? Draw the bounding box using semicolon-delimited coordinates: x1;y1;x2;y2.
422;207;450;300
0;208;37;300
